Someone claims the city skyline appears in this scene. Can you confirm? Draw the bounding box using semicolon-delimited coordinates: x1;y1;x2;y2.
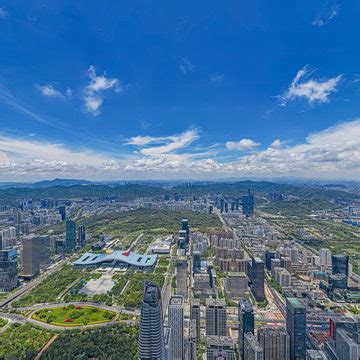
0;1;360;181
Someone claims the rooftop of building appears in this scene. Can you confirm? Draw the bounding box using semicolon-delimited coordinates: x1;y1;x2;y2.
169;295;184;306
206;298;226;307
73;250;157;267
287;297;306;309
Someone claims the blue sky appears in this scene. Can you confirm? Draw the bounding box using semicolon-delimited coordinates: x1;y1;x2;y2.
0;0;360;181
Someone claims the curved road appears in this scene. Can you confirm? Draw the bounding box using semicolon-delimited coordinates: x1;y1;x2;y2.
1;301;139;331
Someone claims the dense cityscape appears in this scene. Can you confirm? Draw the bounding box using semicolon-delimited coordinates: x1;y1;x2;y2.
0;181;358;359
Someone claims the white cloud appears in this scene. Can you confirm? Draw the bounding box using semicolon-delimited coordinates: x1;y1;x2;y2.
279;66;342;105
209;74;225;84
312;2;340;27
270;139;282;148
127;130;200;158
2;120;360;181
179;58;194;75
83;66;121;116
35;84;71;99
0;7;7;19
225;139;260;151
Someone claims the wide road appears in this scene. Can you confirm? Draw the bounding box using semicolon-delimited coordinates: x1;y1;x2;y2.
0;258;67;308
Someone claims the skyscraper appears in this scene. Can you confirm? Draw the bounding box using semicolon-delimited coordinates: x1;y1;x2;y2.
244;332;264;360
65;219;76;252
331;254;349;276
319;248;332;267
248;257;265;301
176;257;187;299
206;336;236;360
58;205;66;221
168;295;184;360
138;281;164;360
182;218;189;243
78;224;86;247
187;319;197;360
286;298;306;360
238;299;255;359
242;189;255;217
0;249;18;291
38;235;51;269
22;235;40;279
257;327;290;360
335;328;359;360
190;298;201;342
206;298;227;336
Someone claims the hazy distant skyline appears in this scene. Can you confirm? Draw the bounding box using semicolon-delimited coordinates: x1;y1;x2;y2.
1;1;360;181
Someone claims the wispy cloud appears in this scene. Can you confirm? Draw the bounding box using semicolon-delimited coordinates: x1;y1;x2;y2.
35;84;71;99
209;74;225;84
83;65;122;116
225;138;260;151
0;7;8;19
179;57;194;75
312;1;340;27
127;129;200;158
279;66;342;105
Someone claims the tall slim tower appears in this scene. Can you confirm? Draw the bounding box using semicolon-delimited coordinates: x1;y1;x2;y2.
22;235;40;278
190;298;201;342
286;298;306;360
65;219;76;252
138;281;165;360
238;299;255;359
168;295;184;360
78;224;86;247
248;257;265;301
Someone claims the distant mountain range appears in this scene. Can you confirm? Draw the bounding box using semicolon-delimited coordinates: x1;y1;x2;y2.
0;178;93;189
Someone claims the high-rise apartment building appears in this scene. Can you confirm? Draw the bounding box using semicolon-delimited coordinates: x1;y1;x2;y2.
168;295;184;360
22;235;41;278
65;219;76;252
257;327;290;360
286;298;306;360
138;281;164;360
206;298;227;336
238;299;255;359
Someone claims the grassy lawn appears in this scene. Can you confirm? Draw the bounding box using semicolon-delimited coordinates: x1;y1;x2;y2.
32;305;116;327
13;266;82;308
115;272;165;309
0;317;8;328
0;323;53;359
